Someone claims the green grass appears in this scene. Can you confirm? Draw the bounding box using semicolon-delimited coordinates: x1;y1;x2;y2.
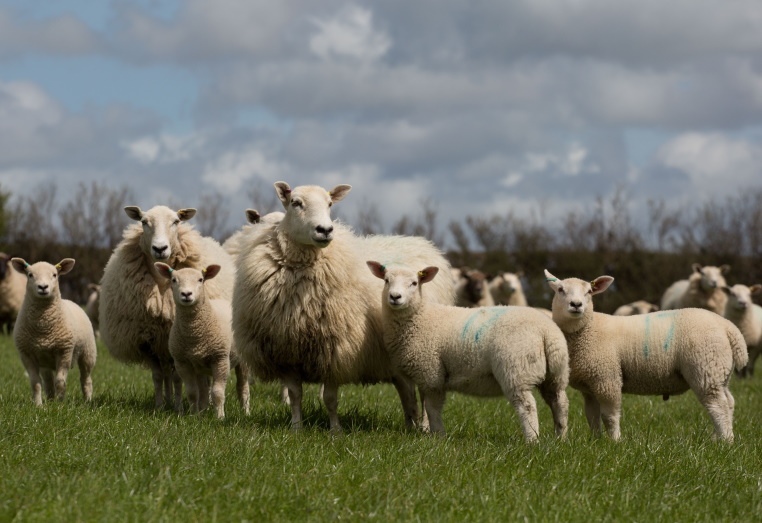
1;335;761;522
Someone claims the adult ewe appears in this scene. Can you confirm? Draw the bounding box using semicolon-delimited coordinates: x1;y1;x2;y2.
661;264;730;314
99;205;235;408
722;284;762;378
546;270;746;442
233;182;455;432
0;253;27;334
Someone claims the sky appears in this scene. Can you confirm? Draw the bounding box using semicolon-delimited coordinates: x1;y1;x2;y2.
2;0;762;240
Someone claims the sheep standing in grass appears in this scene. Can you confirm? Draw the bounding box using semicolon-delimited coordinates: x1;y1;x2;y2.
613;300;659;316
489;271;528;307
661;264;730;314
85;284;100;338
155;263;249;419
0;253;26;334
722;284;762;378
99;205;235;409
545;269;747;442
455;269;495;308
233;182;455;432
368;262;569;442
11;258;96;405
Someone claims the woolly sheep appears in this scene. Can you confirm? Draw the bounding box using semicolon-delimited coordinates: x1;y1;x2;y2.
455;269;495;308
722;284;762;378
223;209;284;262
99;205;235;408
545;269;747;442
85;283;100;338
0;253;27;334
233;182;455;432
155;263;250;418
368;262;569;442
613;300;659;316
11;258;96;405
489;271;528;307
661;264;730;315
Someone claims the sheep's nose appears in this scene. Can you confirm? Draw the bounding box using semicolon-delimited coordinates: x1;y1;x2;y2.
153;245;168;255
570;300;582;309
315;225;333;236
181;291;192;299
38;284;49;292
389;292;402;302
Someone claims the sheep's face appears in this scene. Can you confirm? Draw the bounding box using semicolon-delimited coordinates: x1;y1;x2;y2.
693;264;729;292
462;270;490;303
367;262;438;311
274;182;351;248
125;205;196;261
154;263;221;308
496;272;521;295
545;270;614;323
723;284;762;312
11;258;75;300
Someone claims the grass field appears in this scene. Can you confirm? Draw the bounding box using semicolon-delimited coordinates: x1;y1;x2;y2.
1;335;761;521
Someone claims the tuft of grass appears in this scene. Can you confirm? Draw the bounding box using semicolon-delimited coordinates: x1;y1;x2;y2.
0;335;761;520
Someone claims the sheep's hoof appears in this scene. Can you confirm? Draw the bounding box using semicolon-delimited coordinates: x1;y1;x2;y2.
329;426;344;436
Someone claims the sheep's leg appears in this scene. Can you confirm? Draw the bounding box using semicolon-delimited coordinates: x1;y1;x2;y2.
21;355;44;406
696;389;733;442
41;369;55;401
197;374;211;412
539;382;569;439
418;388;430;432
322;383;343;434
235;364;250;415
162;367;173;407
173;362;196;414
172;369;183;413
423;389;447;436
391;376;420;430
54;352;73;402
583;393;602;436
598;396;622;441
283;376;303;431
77;354;94;402
211;358;230;420
148;358;165;409
280;383;291;405
509;389;540;443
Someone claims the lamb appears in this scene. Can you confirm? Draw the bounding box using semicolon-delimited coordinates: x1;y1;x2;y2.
661;264;730;315
721;284;762;378
613;300;659;316
545;269;747;442
233;182;455;432
223;209;284;262
489;271;528;307
455;269;495;308
11;258;96;405
85;284;100;338
0;253;27;334
368;262;569;442
99;205;235;408
155;263;250;419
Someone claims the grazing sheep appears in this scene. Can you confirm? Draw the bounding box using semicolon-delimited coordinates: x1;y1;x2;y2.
0;253;27;334
368;262;569;442
722;284;762;378
545;270;747;442
489;271;528;307
155;263;250;419
455;269;495;308
11;258;96;405
661;264;730;315
99;205;235;408
223;209;284;262
85;284;100;338
233;182;455;432
613;300;659;316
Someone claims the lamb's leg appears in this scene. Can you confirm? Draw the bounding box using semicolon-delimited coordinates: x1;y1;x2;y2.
280;383;290;405
509;389;540;443
234;364;251;415
423;389;447;436
322;382;343;434
21;355;43;406
418;388;430;432
148;358;165;409
582;393;602;436
696;389;733;442
77;354;94;402
283;376;303;431
391;376;419;429
197;374;211;412
598;396;622;441
539;382;569;439
54;352;73;401
172;369;183;414
173;362;196;414
162;366;173;407
211;358;230;420
41;369;55;401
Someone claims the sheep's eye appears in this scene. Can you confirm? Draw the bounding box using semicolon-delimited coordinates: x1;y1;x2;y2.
292;200;302;208
586;290;592;295
172;220;180;226
27;273;32;278
328;202;333;207
198;278;203;283
53;273;57;279
171;278;177;283
384;278;389;284
411;281;418;287
558;287;565;294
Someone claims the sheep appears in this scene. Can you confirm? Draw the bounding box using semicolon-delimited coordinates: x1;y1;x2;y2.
11;258;96;406
661;264;730;315
232;181;455;432
545;269;747;442
0;253;27;334
85;283;100;338
155;263;250;419
99;205;235;409
489;271;528;307
367;262;569;442
613;300;659;316
223;209;284;262
455;269;495;308
722;284;762;378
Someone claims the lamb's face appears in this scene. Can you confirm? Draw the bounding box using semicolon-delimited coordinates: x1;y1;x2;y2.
168;268;206;307
462;270;489;302
367;262;439;311
694;264;728;292
11;258;75;300
545;270;614;324
275;182;351;248
498;272;521;294
723;284;761;311
125;205;196;261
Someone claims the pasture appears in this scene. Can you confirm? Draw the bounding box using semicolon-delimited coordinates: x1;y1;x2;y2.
0;335;761;521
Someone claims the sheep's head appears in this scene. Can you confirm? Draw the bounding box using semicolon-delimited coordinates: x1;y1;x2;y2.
496;272;522;295
125;205;196;262
87;283;101;298
632;300;659;314
11;258;74;300
154;263;221;307
367;261;438;311
274;182;351;248
545;269;614;328
722;284;762;312
692;263;730;292
461;269;490;303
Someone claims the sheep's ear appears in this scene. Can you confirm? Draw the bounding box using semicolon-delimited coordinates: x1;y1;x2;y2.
0;253;9;263
418;266;439;284
203;265;221;280
366;261;386;279
125;206;143;221
328;185;352;203
747;284;762;295
154;263;173;280
56;259;75;275
692;263;703;274
590;276;614;295
720;264;731;274
177;208;196;221
544;269;561;292
245;209;261;224
10;258;28;274
274;182;292;208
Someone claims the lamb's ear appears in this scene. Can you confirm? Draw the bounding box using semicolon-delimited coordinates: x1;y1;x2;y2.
544;269;561;292
692;263;703;274
154;263;173;280
177;208;196;221
10;258;28;274
590;275;614;295
749;284;762;295
56;259;75;275
245;209;261;224
418;266;439;284
274;182;292;208
366;261;386;280
328;185;352;203
720;264;731;274
202;265;221;280
720;286;733;296
124;206;143;221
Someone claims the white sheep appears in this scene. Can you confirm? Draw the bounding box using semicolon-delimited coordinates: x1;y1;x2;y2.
11;258;96;405
368;262;569;442
545;269;747;442
99;205;235;409
489;271;528;307
0;252;27;334
233;182;455;432
722;283;762;378
613;300;659;316
155;263;250;419
223;208;284;262
661;264;730;315
455;269;495;308
85;283;100;338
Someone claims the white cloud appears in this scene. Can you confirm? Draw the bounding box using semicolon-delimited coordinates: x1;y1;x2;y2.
123;134;204;164
202;149;287;194
310;6;391;63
